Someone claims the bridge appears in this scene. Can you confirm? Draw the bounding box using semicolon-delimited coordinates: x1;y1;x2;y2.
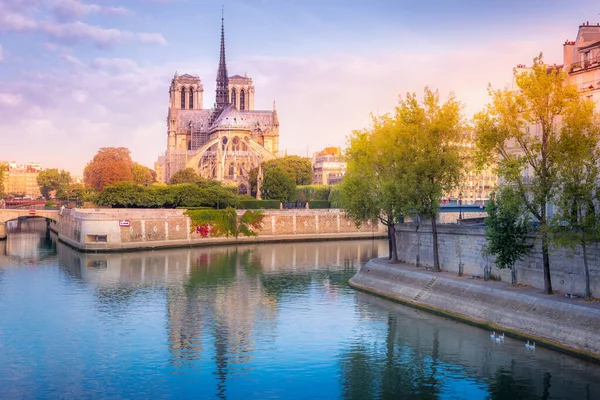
0;209;60;240
0;209;60;223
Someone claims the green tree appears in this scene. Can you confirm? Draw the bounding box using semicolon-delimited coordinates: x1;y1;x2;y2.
57;183;95;204
0;162;7;197
550;99;600;299
340;113;409;262
249;155;312;195
37;168;71;199
96;182;145;208
261;167;296;202
485;188;533;286
131;163;155;186
84;147;134;191
474;53;592;294
169;167;199;185
400;88;464;271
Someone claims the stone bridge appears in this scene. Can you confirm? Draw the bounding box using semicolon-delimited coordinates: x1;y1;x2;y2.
0;209;60;223
0;209;60;239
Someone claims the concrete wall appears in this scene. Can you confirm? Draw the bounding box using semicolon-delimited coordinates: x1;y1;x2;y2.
56;208;384;251
350;259;600;359
395;223;600;297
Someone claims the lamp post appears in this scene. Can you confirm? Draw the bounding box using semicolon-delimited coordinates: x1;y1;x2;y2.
458;192;463;225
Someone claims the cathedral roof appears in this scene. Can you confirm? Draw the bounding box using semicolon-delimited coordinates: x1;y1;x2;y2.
210;104;274;131
229;74;250;81
178;73;199;79
176;109;211;131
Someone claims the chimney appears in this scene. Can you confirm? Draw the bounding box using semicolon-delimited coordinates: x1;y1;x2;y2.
563;40;575;68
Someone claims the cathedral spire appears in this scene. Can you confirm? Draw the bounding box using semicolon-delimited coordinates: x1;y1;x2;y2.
215;8;229;109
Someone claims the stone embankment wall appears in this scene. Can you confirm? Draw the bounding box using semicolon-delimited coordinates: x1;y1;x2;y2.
395;223;600;297
349;259;600;359
56;208;384;251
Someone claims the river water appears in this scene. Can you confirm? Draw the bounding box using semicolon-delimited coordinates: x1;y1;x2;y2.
1;219;599;399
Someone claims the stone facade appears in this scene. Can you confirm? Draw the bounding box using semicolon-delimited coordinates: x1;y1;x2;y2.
159;16;279;193
55;208;385;252
394;223;600;297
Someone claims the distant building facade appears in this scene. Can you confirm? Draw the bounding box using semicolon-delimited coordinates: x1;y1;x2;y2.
505;22;600;215
447;131;496;205
157;16;279;194
311;147;346;185
3;162;42;198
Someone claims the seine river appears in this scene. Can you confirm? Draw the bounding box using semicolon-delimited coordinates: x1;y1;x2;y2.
1;218;600;399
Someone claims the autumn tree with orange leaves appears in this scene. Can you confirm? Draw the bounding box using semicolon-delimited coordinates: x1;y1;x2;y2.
84;147;135;191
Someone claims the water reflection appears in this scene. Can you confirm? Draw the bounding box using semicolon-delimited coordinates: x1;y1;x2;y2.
2;218;56;260
2;237;600;399
342;292;600;400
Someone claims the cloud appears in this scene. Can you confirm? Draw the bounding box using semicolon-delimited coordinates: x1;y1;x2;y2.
0;1;163;48
0;44;3;62
50;0;130;22
137;33;168;46
0;93;23;107
0;8;38;31
62;54;84;67
0;58;176;173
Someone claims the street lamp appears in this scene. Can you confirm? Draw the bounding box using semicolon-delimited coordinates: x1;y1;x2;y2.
458;192;463;225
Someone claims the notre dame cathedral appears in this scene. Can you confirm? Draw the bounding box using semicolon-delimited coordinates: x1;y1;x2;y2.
156;15;280;194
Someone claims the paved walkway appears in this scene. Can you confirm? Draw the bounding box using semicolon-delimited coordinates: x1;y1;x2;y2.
370;257;600;311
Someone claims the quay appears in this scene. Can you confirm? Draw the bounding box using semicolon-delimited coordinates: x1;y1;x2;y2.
350;258;600;361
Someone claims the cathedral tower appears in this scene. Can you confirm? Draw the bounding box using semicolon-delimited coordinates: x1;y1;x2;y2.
215;15;229;110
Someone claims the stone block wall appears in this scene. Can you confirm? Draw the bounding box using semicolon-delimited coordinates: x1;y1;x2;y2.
395;223;600;297
57;208;384;251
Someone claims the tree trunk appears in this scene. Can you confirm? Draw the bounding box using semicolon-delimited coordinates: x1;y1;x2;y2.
390;223;398;263
511;266;517;287
386;222;393;260
541;230;553;294
582;240;591;300
431;217;440;272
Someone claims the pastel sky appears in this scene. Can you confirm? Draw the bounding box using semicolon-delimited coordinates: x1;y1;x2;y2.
0;0;598;175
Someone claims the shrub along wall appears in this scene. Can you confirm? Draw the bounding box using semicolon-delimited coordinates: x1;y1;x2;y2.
308;200;331;209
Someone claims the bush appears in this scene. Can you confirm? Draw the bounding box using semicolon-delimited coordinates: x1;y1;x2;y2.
296;185;330;201
45;201;57;208
238;200;280;209
328;184;343;208
185;208;264;238
308;200;330;209
96;182;239;209
262;167;296;202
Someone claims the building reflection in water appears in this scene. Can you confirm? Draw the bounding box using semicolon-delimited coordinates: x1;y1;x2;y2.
3;218;56;260
57;239;385;399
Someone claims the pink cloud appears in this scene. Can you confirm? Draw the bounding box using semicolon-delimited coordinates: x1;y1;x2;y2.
0;1;162;48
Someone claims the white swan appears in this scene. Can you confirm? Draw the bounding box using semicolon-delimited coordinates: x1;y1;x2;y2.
490;331;496;339
525;341;536;350
499;333;505;340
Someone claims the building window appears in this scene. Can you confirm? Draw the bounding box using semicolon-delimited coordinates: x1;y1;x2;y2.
189;89;194;109
229;163;234;176
240;89;245;110
181;87;186;109
231;87;237;108
86;234;107;243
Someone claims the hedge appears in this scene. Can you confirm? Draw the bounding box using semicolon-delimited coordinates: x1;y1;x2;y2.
308;200;331;209
296;185;330;201
238;200;281;209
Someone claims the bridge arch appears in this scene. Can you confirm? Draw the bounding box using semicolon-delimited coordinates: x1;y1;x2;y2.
0;209;60;224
